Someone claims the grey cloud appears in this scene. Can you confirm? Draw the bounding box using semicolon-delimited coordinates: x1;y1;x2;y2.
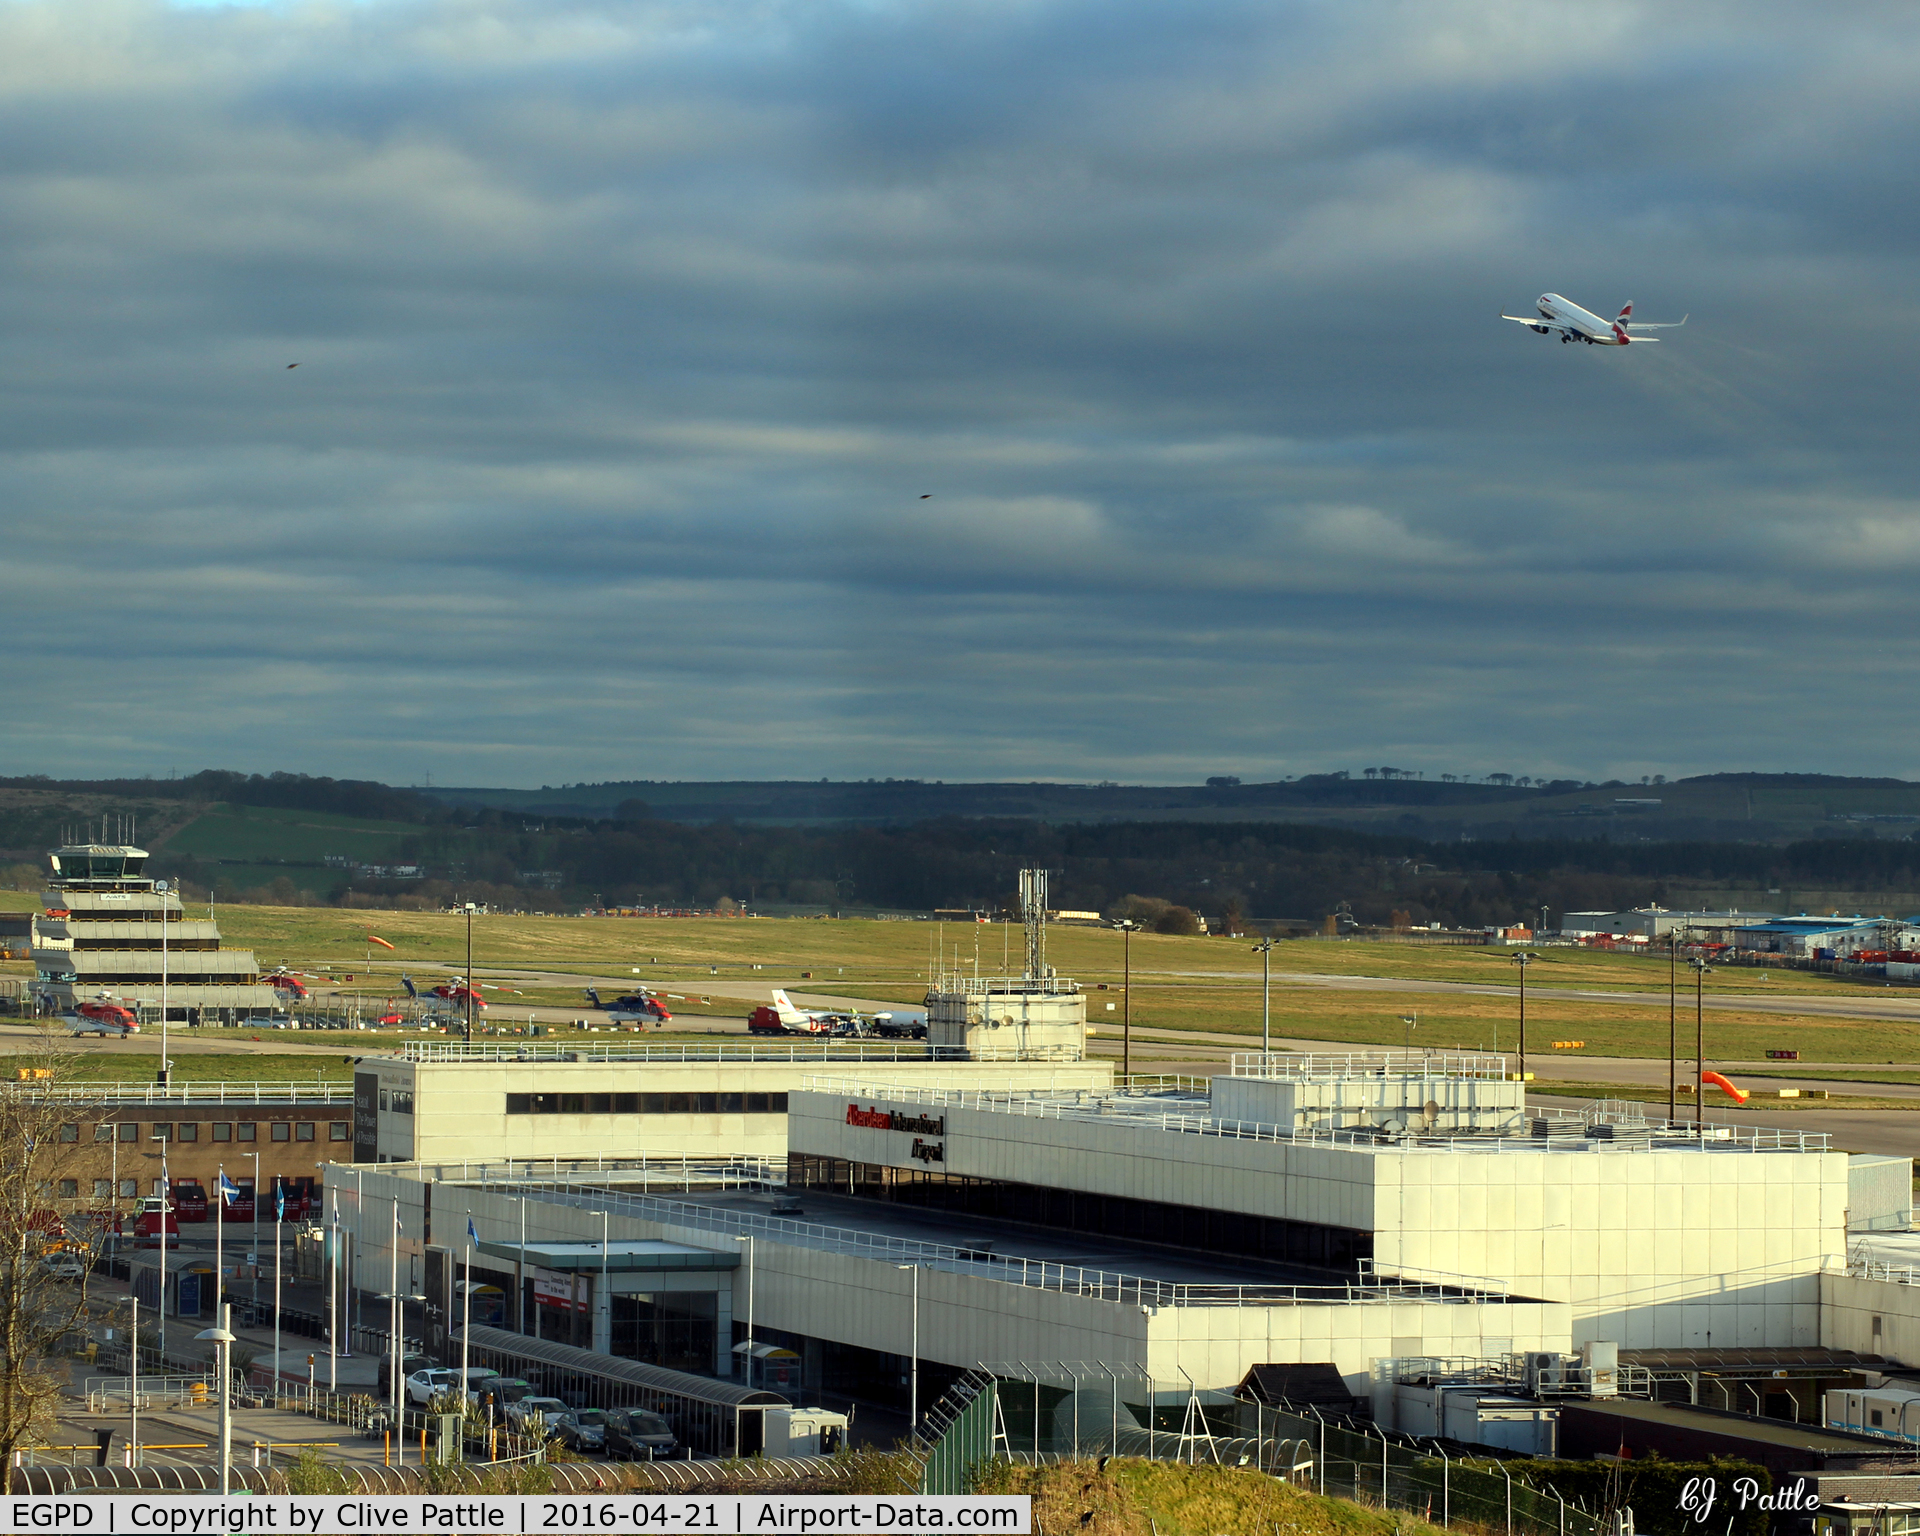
1;0;1919;786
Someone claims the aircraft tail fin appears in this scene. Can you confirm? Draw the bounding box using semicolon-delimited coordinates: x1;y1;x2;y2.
585;988;601;1006
400;974;417;998
771;988;799;1016
1617;302;1633;322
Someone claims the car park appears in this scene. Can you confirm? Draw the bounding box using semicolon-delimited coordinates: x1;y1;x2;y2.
604;1408;678;1460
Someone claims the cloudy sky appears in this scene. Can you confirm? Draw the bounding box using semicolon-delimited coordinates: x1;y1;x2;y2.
3;0;1917;788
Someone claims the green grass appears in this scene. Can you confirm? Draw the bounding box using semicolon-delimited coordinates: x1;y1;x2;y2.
1741;1067;1920;1085
165;803;419;864
3;1050;355;1085
975;1458;1451;1536
1530;1078;1919;1111
108;906;1920;1065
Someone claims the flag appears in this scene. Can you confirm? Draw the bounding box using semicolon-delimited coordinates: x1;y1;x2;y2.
218;1172;241;1205
275;1184;286;1221
466;1217;479;1249
367;934;396;951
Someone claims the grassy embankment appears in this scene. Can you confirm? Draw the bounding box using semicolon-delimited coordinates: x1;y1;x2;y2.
975;1458;1450;1536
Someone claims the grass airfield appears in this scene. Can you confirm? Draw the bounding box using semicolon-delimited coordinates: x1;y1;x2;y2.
6;905;1920;1078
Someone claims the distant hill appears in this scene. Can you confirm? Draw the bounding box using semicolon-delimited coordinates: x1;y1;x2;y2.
417;771;1920;843
3;768;1920;927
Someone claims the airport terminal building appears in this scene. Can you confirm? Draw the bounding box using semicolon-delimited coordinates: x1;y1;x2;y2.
325;1047;1906;1428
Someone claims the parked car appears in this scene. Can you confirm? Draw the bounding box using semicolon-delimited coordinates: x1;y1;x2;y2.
550;1408;610;1454
405;1367;465;1405
604;1408;678;1461
504;1395;571;1433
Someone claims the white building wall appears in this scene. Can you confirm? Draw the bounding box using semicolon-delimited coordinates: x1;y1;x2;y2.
795;1090;1379;1234
792;1090;1847;1351
1370;1147;1840;1349
381;1058;1112;1163
1822;1271;1920;1365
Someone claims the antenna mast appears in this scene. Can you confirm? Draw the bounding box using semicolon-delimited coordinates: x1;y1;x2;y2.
1019;868;1048;980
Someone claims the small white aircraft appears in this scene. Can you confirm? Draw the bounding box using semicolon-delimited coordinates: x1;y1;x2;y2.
1501;293;1687;346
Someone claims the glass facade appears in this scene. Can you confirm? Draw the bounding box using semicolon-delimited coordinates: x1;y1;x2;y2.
787;1153;1373;1275
614;1291;717;1376
506;1092;788;1115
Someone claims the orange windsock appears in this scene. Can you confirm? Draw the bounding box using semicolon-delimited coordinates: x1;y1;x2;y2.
366;934;396;951
1701;1070;1749;1104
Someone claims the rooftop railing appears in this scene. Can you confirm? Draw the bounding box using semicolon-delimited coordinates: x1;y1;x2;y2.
468;1174;1524;1310
926;974;1081;997
30;1081;352;1104
793;1079;1831;1153
1230;1051;1514;1081
399;1040;975;1064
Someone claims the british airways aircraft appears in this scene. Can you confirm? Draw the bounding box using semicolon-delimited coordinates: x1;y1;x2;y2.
1500;294;1687;345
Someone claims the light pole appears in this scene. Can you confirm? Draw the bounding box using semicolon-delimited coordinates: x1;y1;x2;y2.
1110;920;1139;1080
142;1145;171;1364
599;1209;609;1354
1250;938;1276;1065
1400;1013;1418;1052
1689;957;1712;1134
464;904;476;1045
157;879;170;1086
1508;951;1542;1083
1668;933;1679;1126
732;1235;754;1385
194;1305;236;1494
895;1264;920;1432
125;1293;140;1468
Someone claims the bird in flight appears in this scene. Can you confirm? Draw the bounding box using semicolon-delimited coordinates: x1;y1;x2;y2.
287;363;299;369
920;494;932;499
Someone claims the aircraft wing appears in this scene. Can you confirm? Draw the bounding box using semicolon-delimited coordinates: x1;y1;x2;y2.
1499;313;1564;328
1624;314;1687;329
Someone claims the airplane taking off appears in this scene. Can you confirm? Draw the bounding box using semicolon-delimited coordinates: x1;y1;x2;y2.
1500;294;1687;345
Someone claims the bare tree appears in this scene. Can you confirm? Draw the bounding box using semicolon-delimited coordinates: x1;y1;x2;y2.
0;1025;116;1468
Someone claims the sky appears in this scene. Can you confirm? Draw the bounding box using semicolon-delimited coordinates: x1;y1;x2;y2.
3;0;1919;789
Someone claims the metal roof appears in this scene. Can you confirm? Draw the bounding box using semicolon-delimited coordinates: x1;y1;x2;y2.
475;1238;738;1274
452;1325;787;1409
52;951;261;976
1620;1347;1888;1371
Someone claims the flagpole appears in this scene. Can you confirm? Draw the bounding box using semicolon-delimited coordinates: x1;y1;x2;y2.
460;1237;472;1404
215;1162;224;1329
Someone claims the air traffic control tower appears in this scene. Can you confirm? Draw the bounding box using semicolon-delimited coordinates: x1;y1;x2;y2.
924;869;1087;1060
32;842;281;1027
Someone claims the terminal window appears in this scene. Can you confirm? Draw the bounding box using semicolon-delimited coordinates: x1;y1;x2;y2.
271;1122;291;1141
212;1123;232;1141
236;1123;256;1141
329;1122;350;1140
505;1092;789;1115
